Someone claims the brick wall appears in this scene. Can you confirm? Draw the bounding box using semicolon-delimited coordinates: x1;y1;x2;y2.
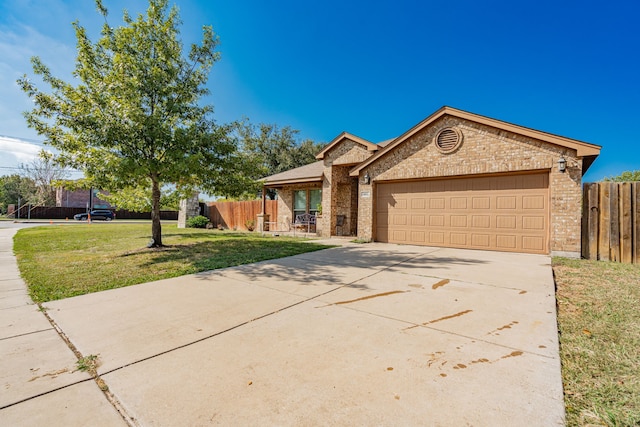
56;188;113;209
319;138;373;237
357;116;583;255
276;182;322;231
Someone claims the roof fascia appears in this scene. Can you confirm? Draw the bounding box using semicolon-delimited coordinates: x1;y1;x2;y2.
263;177;323;187
350;106;602;177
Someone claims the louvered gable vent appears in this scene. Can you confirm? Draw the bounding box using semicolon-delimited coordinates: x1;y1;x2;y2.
435;128;462;153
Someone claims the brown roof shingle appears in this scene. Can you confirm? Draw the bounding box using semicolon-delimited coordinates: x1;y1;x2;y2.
261;161;324;186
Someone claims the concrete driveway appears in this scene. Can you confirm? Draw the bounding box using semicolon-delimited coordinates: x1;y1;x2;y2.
1;233;564;426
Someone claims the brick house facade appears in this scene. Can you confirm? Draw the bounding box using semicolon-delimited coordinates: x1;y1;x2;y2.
56;188;114;209
261;107;601;256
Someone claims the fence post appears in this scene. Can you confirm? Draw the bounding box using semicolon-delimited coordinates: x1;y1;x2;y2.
609;183;620;262
634;182;640;264
582;183;599;260
598;183;611;261
620;182;632;264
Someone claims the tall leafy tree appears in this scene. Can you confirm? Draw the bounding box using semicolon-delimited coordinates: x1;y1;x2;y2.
237;120;323;198
0;175;37;215
604;170;640;182
18;0;250;246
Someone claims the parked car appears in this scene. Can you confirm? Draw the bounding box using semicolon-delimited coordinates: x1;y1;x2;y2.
74;210;115;221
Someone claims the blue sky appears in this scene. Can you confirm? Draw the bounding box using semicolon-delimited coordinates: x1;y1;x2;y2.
0;0;638;181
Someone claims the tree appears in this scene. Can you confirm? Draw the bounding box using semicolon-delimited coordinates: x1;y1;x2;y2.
0;175;37;215
236;120;323;198
604;170;640;182
18;0;252;246
19;150;68;206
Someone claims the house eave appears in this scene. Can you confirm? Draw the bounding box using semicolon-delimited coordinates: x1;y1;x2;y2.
263;177;323;187
350;106;602;177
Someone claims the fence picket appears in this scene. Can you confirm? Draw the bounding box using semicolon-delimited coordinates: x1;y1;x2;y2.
634;182;640;264
581;182;638;264
207;200;277;231
620;183;632;263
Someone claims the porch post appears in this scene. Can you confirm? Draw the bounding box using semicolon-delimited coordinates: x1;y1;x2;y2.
257;185;270;232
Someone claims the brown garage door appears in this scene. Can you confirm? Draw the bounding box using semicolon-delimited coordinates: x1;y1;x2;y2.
376;173;549;254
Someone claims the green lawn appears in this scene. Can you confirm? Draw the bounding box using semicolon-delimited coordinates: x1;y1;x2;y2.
553;258;640;427
14;223;332;302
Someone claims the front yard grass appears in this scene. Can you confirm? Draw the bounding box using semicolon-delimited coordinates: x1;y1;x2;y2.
14;223;332;303
553;258;640;427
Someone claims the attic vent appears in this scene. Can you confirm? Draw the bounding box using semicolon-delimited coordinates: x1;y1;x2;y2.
435;128;463;153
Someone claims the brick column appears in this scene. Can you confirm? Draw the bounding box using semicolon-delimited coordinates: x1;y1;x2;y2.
177;193;201;228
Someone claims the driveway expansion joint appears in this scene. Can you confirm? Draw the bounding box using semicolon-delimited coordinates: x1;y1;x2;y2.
35;303;139;427
0;327;54;341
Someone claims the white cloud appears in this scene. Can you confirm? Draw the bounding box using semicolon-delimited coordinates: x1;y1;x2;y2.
0;135;43;175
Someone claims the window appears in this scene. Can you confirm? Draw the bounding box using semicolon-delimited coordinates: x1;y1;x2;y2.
293;188;322;217
309;189;322;215
294;190;307;218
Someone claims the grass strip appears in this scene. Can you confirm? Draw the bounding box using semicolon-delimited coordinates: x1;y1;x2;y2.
553;258;640;427
14;223;332;302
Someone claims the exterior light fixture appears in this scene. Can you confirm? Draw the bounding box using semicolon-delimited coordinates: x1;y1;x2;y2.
558;156;567;173
363;172;370;184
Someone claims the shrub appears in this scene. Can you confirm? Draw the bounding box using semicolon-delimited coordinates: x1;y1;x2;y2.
245;219;255;231
186;215;210;228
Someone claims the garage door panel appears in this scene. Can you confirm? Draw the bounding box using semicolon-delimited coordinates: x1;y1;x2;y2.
451;215;467;227
392;215;407;225
472;197;491;209
376;173;549;254
451;197;468;209
522;236;545;251
429;198;445;209
429;215;444;227
496;235;517;249
392;230;407;241
523;216;545;230
496;215;517;229
472;234;491;247
410;231;426;243
523;195;545;210
450;233;467;245
429;232;445;244
496;196;517;209
411;198;426;209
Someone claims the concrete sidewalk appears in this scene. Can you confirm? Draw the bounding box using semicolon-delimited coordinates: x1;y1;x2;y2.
0;227;564;426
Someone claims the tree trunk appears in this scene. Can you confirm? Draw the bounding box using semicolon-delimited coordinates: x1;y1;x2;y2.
150;177;163;247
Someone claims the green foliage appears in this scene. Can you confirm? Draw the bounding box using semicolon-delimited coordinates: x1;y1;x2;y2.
17;0;253;246
186;215;210;228
98;186;179;212
235;120;324;198
603;170;640;182
76;354;99;373
0;174;37;214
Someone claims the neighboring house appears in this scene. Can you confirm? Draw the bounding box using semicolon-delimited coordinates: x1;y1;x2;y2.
261;106;601;257
56;187;113;209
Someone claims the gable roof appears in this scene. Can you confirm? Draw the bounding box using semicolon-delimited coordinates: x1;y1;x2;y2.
261;161;324;186
315;132;379;160
350;106;602;176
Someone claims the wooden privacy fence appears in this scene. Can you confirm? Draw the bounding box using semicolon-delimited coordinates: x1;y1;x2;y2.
207;200;277;231
582;182;640;263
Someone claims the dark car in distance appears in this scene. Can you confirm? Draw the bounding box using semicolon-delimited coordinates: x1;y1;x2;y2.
74;210;115;221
